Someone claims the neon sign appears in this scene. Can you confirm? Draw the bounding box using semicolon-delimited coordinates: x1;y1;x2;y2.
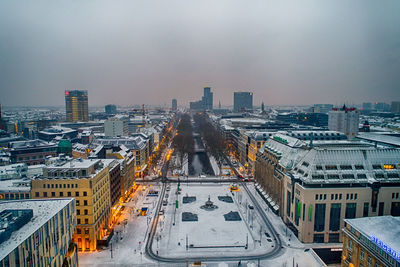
370;235;400;262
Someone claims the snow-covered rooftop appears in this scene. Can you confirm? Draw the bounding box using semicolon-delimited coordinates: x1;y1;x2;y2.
357;132;400;147
260;134;400;184
46;158;101;169
0;198;74;261
345;216;400;258
0;179;30;192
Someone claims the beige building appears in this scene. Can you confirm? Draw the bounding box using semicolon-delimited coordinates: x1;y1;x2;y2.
0;198;77;267
31;158;112;251
342;216;400;267
255;134;400;243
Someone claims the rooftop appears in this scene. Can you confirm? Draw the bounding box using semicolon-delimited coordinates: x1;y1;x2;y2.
96;136;147;150
345;216;400;259
0;179;30;192
0;198;74;261
261;134;400;184
9;139;56;150
357;132;400;147
46;158;101;169
39;126;76;135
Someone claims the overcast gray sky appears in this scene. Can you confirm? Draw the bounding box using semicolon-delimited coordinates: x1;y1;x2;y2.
1;0;399;107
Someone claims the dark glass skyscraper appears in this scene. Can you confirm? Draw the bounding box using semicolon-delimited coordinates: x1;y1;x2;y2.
65;90;88;122
202;87;213;110
172;99;177;110
233;92;253;112
105;104;117;114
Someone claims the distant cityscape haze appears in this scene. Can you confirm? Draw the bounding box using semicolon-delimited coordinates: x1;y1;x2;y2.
1;0;400;106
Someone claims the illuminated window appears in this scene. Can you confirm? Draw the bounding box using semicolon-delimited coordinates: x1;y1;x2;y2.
384;164;396;169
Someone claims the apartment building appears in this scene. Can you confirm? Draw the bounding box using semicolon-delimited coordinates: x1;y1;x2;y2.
31;158;112;251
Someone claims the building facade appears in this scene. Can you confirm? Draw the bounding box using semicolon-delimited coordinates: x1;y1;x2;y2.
65;90;89;122
105;104;117;115
342;216;400;267
172;99;177;111
234;92;253;112
31;159;112;251
328;105;360;139
0;198;77;267
202;87;213;110
9;139;58;165
104;116;129;137
255;134;400;243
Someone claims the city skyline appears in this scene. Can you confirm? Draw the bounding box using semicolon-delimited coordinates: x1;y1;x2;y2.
1;1;400;266
1;0;400;106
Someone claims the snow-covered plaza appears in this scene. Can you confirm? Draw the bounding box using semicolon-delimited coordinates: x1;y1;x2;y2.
153;183;276;258
79;182;325;267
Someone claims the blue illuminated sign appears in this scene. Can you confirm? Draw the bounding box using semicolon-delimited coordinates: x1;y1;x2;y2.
370;235;400;262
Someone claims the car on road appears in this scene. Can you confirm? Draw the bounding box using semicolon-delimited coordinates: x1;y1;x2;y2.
162;200;168;206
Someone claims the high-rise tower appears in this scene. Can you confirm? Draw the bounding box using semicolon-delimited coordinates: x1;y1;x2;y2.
202;87;213;110
172;99;177;111
328;105;359;139
0;103;4;130
65;90;88;122
233;92;253;112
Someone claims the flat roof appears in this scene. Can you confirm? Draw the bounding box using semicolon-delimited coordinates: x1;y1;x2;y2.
46;159;101;169
0;179;30;192
357;132;400;147
0;198;74;261
345;216;400;256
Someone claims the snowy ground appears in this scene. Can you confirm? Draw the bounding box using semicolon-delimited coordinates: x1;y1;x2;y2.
154;183;273;258
78;182;325;267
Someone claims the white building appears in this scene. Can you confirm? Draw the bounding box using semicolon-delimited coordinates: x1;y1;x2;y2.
104;116;129;137
328;105;359;139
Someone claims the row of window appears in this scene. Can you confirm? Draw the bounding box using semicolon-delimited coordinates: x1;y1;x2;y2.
76;200;88;206
50;170;87;177
76;209;89;215
35;192;88;206
347;239;381;267
77;218;89;224
17;155;45;161
311;173;399;180
43;183;79;189
315;193;358;201
76;228;90;235
0;193;30;200
313;164;400;171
